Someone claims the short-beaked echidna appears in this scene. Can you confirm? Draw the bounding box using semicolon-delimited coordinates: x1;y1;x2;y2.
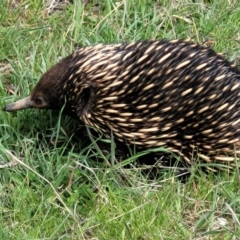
3;39;240;170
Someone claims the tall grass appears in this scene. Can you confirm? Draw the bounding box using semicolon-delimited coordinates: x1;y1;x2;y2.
0;0;240;239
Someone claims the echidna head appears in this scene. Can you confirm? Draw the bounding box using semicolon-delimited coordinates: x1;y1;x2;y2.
3;55;77;112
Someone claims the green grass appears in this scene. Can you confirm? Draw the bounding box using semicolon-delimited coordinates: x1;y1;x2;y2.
1;0;240;239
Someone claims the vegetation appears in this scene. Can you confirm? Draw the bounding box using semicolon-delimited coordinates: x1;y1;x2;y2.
0;0;240;239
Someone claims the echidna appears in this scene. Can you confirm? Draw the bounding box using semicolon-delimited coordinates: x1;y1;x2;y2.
3;39;240;170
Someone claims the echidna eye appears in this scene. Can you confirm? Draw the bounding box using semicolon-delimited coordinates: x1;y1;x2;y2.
35;97;43;105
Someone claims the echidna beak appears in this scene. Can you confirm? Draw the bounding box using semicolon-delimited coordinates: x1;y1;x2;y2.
3;96;32;112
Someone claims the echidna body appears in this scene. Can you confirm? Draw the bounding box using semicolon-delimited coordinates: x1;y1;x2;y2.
4;40;240;170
